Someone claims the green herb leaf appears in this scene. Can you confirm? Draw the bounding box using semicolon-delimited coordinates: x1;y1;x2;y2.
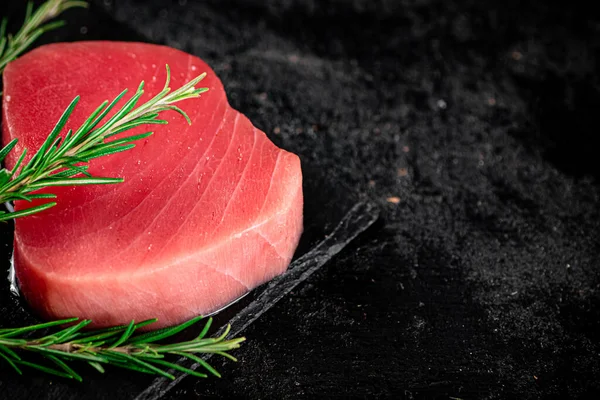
0;316;243;381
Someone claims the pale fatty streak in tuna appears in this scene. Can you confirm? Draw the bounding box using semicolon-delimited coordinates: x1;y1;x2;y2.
1;42;303;328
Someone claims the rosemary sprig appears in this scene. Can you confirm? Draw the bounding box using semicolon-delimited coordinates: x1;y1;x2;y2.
0;316;245;381
0;65;208;221
0;0;87;75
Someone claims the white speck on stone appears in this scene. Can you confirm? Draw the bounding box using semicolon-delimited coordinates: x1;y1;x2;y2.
191;65;197;71
437;99;447;109
5;95;10;102
152;76;157;82
148;244;153;250
151;64;157;68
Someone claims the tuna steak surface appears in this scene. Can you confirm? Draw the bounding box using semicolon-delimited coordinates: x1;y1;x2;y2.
2;42;303;328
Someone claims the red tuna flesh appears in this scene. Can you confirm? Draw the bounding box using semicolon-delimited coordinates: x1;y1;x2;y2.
1;42;303;328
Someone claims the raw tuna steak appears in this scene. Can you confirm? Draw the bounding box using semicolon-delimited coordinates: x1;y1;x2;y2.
2;42;303;328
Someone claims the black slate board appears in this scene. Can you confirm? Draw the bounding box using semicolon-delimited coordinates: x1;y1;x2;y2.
3;0;600;399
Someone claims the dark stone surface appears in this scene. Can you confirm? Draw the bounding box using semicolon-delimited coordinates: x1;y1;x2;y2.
2;0;600;398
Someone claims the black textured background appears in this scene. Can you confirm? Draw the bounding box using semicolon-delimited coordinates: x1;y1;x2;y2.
2;0;600;398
